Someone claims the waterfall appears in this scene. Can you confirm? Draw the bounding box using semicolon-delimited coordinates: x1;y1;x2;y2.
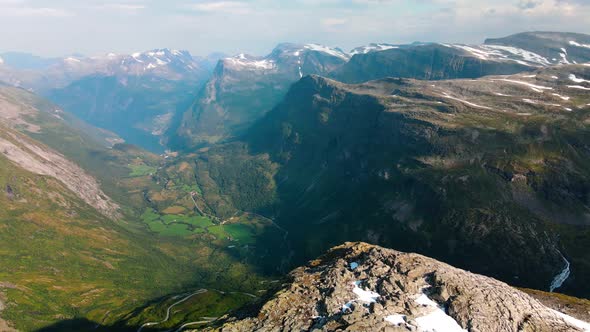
549;251;571;292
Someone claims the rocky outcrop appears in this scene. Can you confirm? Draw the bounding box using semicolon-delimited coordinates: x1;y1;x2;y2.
208;242;590;332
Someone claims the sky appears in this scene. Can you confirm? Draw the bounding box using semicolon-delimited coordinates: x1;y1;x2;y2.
0;0;589;57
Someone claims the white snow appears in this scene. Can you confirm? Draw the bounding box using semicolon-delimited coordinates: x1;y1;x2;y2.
146;63;157;70
522;74;537;78
568;85;590;90
350;43;398;55
298;66;303;78
452;45;497;60
560;52;571;65
352;281;380;303
564;108;573;112
550;76;559;80
494;92;511;97
569;74;590;84
522;99;538;104
384;314;406;326
551;310;590;331
350;262;358;270
414;293;467;332
441;92;492;109
552;93;571;101
495;79;553;93
550;252;571;292
0;56;3;65
225;55;276;70
304;44;350;60
569;40;590;49
415;294;438;307
64;57;80;63
480;45;551;66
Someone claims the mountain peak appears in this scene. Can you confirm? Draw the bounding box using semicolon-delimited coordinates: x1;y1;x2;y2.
209;242;590;331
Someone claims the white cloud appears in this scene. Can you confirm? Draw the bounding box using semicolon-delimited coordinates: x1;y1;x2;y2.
187;1;252;14
0;7;72;17
321;17;348;27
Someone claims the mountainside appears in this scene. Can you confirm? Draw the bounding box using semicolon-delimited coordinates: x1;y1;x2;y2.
171;64;590;300
0;87;283;331
175;43;350;148
485;31;590;65
205;242;590;332
333;32;590;84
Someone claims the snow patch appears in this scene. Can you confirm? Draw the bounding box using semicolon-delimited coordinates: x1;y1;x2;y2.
551;310;590;331
352;281;379;303
495;79;553;93
384;314;406;326
414;293;467;332
569;40;590;49
350;43;398;55
568;85;590;90
552;93;570;101
225;55;276;70
569;74;590;84
441;92;492;109
304;44;350;60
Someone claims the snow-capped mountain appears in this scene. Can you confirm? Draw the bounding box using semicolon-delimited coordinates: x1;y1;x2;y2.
176;43;350;148
220;43;349;77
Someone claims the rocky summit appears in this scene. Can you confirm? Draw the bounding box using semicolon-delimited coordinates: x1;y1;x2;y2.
206;242;590;332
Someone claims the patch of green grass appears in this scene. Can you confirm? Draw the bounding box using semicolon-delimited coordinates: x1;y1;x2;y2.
129;164;157;177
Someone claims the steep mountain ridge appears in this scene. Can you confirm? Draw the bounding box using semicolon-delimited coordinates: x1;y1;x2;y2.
204;242;590;332
173;64;590;299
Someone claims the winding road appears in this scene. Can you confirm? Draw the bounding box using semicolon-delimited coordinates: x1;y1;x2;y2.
137;289;207;332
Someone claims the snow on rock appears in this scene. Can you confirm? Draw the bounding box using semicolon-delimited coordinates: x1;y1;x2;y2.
441;92;492;109
304;44;350;60
225;55;276;70
384;314;406;326
350;43;398;55
552;93;571;101
494;79;553;93
414;293;467;332
569;74;590;84
352;281;379;303
551;310;590;332
569;41;590;49
568;85;590;90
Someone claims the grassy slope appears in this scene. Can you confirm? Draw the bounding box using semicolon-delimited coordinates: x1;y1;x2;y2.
0;87;278;331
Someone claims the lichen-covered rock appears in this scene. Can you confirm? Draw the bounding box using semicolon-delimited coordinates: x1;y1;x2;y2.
205;242;590;331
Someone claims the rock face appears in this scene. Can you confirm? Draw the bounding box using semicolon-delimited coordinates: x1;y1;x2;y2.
209;242;590;332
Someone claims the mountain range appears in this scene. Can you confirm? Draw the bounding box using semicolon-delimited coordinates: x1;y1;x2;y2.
0;31;590;331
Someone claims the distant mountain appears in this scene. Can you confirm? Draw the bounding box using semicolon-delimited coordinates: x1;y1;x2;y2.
209;242;590;332
0;52;60;70
334;32;590;83
175;43;350;148
0;49;217;152
485;31;590;64
172;64;590;299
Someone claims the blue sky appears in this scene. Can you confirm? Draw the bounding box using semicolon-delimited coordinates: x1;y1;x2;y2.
1;0;589;57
